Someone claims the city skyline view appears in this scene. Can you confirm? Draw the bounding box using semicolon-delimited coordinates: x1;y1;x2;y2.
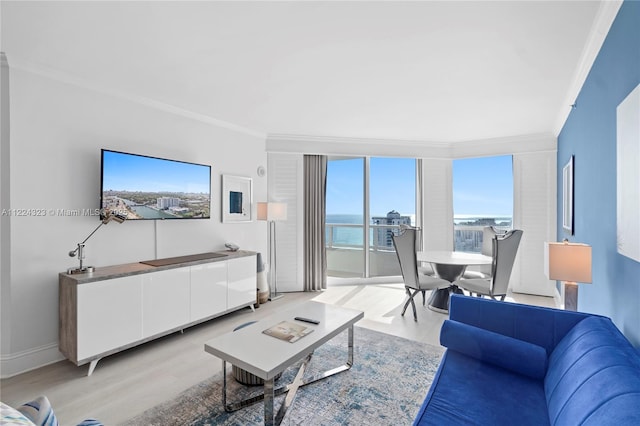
326;155;513;219
326;155;513;255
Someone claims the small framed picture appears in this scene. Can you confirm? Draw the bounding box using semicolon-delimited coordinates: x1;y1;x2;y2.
221;175;252;223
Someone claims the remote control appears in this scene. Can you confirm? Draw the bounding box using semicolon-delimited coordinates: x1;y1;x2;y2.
294;316;320;325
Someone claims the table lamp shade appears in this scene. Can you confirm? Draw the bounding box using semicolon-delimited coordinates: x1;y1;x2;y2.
544;242;592;283
257;202;287;221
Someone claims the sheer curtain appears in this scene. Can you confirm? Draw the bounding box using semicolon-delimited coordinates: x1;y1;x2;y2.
303;155;327;291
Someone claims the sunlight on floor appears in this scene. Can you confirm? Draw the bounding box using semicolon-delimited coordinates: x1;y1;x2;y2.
312;283;408;325
317;277;559;346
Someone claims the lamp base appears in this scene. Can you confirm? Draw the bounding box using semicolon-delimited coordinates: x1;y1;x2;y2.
564;281;578;311
67;266;95;275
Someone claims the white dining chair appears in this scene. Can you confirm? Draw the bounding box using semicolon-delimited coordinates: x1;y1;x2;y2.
462;226;507;279
392;229;450;321
455;229;523;301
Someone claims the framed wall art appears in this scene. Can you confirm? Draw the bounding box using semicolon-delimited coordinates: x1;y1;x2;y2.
562;155;574;235
616;83;640;262
221;175;252;223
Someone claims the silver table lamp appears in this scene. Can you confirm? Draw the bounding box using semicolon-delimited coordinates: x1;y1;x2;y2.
67;210;126;274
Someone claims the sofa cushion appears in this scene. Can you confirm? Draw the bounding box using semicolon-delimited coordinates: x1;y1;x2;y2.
545;316;640;425
413;350;549;425
440;319;548;379
449;294;590;354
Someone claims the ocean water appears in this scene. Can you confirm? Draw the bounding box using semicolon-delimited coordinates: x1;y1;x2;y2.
326;214;363;224
327;214;512;226
326;214;364;245
326;214;512;247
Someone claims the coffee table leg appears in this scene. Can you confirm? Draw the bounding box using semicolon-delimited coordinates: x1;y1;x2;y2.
222;360;228;411
264;377;275;426
274;352;312;424
348;325;354;366
223;326;356;423
298;325;354;383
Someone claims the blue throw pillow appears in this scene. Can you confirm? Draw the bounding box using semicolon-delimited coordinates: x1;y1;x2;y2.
440;319;548;380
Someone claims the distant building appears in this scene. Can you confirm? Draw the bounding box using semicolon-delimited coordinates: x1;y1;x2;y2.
372;210;412;249
157;197;180;209
169;206;189;214
453;217;512;252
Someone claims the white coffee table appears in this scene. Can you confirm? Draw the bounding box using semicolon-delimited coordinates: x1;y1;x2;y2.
204;301;364;425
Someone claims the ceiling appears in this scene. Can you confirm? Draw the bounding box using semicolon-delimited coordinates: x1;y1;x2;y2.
1;1;619;143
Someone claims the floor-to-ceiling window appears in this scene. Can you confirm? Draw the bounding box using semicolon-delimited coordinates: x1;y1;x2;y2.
326;156;416;278
452;155;513;253
325;157;365;278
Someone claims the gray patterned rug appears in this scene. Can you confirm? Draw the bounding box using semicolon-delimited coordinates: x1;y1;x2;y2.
124;327;444;426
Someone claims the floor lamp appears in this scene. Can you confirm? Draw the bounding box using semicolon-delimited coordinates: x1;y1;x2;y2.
544;240;592;311
257;202;287;300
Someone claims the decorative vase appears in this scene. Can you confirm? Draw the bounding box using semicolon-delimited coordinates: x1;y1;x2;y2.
256;253;269;303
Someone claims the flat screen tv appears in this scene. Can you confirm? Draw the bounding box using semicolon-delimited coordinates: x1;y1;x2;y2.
100;149;211;220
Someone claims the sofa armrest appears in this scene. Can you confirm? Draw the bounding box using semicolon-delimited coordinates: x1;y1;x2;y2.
448;294;594;353
440;319;547;379
14;396;103;426
1;402;36;426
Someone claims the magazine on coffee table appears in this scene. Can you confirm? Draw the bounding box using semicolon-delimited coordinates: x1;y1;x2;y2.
263;320;314;343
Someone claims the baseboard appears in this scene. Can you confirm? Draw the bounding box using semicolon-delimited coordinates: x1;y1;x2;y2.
0;342;64;379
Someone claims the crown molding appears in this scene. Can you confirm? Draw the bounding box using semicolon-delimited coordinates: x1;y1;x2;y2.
267;133;451;158
553;0;623;136
267;133;449;147
5;55;266;139
450;133;557;158
267;132;556;159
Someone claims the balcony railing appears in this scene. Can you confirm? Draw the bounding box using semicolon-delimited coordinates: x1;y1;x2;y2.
326;223;510;278
326;223;401;278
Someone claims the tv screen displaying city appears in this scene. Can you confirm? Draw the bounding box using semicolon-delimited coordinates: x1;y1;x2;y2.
100;149;211;220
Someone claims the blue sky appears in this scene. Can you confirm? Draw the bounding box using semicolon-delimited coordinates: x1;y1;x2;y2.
326;155;513;217
102;150;211;194
326;157;416;217
453;155;513;217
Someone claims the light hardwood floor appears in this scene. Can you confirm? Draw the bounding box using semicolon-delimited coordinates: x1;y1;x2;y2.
0;283;556;425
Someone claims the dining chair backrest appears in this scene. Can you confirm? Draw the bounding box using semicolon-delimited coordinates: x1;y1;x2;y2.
473;226;508;277
490;229;524;296
399;224;422;251
392;229;419;288
481;226;507;257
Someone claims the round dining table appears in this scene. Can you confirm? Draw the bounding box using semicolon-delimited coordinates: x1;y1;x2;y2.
417;250;493;313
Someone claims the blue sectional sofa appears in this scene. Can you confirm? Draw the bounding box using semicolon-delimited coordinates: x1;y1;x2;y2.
414;295;640;425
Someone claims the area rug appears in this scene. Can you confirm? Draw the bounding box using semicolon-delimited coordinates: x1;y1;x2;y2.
124;327;444;426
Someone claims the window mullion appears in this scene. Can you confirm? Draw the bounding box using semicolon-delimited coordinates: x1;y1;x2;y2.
363;157;371;278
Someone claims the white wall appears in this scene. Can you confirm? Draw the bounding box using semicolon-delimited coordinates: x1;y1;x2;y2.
1;64;268;377
1;53;12;378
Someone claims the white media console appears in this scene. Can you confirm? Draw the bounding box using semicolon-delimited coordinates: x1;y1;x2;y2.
59;250;257;376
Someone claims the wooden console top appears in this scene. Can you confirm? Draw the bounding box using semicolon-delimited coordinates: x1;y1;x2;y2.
60;250;256;284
